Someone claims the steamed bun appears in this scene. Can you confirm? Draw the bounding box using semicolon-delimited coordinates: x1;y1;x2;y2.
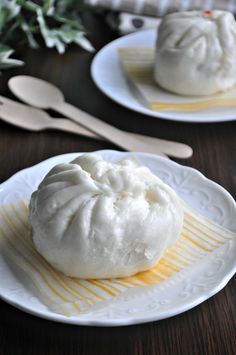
154;10;236;96
29;154;183;279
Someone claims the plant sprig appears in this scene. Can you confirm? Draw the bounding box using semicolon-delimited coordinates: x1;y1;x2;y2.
0;0;94;69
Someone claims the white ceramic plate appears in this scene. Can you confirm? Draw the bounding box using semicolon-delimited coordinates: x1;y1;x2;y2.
91;29;236;123
0;150;235;326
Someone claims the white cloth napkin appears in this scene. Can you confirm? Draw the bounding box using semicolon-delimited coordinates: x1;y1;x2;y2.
85;0;236;17
106;12;161;34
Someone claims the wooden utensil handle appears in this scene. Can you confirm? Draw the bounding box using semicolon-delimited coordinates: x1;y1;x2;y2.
52;118;191;158
52;101;170;155
53;103;150;153
50;119;168;157
50;118;98;138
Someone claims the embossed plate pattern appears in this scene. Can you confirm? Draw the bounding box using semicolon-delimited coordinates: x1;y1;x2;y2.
0;150;235;326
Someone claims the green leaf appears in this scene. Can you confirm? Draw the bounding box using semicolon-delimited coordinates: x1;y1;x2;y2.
74;33;95;52
0;45;24;69
43;0;56;15
52;13;84;31
56;0;84;15
36;8;66;54
16;0;40;12
0;0;93;70
57;25;94;52
20;18;39;49
0;0;20;30
36;8;94;54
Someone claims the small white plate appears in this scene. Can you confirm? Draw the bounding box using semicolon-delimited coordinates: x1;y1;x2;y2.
0;150;235;326
91;29;236;123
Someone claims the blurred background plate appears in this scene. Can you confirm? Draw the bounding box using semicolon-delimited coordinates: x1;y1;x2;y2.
91;29;236;123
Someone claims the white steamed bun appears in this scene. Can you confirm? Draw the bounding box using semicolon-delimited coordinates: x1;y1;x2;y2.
154;10;236;96
29;154;183;279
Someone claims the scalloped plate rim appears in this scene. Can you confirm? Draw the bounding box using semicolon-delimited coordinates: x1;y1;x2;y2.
0;150;235;326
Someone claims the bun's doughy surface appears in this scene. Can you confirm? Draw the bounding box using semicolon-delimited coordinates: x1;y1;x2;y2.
29;154;183;279
154;11;236;96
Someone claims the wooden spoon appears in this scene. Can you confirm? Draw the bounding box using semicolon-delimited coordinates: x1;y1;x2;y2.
0;96;168;157
1;95;201;158
8;76;193;158
0;96;98;137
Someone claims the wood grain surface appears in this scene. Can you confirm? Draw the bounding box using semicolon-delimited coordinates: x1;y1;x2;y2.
0;12;235;355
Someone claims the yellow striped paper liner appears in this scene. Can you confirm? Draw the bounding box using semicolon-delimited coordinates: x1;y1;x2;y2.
118;47;236;112
0;201;235;316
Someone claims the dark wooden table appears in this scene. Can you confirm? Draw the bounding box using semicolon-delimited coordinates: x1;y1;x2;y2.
0;13;235;355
